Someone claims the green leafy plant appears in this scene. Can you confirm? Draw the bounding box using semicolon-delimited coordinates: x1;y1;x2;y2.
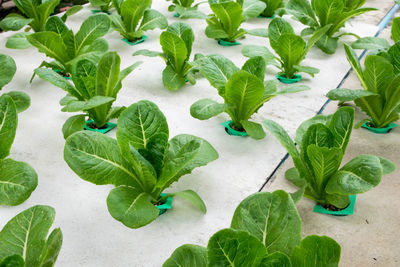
64;100;218;229
352;16;400;55
111;0;168;43
167;0;207;19
263;107;396;210
133;22;196;90
0;205;62;266
34;51;141;138
0;0;82;49
205;0;267;44
259;0;284;18
242;17;331;80
0;54;37;206
190;54;309;139
90;0;113;12
27;14;111;78
327;44;400;129
163;190;341;267
285;0;376;54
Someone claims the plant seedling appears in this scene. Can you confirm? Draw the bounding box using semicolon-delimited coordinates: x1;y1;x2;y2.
242;18;331;81
263;107;396;210
28;14;111;78
111;0;168;43
190;54;309;139
64;100;218;229
133;22;196;91
167;0;207;19
34;52;141;138
327;44;400;130
285;0;376;54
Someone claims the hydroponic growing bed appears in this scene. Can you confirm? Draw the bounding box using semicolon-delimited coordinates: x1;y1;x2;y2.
0;0;399;266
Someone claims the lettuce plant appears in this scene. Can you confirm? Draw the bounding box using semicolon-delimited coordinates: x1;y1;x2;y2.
34;52;141;138
64;100;218;229
327;45;400;129
0;0;82;49
259;0;284;18
285;0;376;54
163;190;341;266
263;107;396;210
0;54;37;206
27;14;110;78
167;0;207;19
190;55;309;139
0;205;62;267
90;0;113;12
111;0;168;43
242;18;331;80
205;0;266;44
133;22;196;90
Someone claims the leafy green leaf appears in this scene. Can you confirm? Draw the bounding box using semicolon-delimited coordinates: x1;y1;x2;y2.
242;0;266;20
62;115;86;139
38;228;63;267
0;95;17;160
116;100;169;175
190;99;227;120
291;235;341;267
351;37;390;52
268;18;295;49
0;255;25;267
326;155;384;195
160;31;188;75
242;45;278;66
26;32;70;65
207;228;267;266
0;54;16;89
106;185;159;229
0;13;32;31
170;190;207;213
326;88;377;101
392;17;400;43
0;205;58;266
64;131;144;189
3;91;31;113
328;106;354;152
139;9;168;32
61;96;115;112
242;56;266;81
5;33;31;50
231;191;302;255
209;1;244;40
162;65;187;91
155;134;218;193
163;244;207;267
241;120;266;140
0;158;38;206
75;14;110;54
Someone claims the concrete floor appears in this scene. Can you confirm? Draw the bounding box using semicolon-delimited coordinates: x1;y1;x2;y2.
0;0;398;266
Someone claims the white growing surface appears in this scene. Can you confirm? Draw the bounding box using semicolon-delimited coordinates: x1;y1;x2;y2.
0;1;380;266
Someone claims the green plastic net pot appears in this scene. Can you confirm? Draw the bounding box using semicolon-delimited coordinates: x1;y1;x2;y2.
276;73;302;84
156;193;173;215
84;120;117;134
122;35;148;46
217;39;241;46
221;120;248;137
362;121;398;134
313;195;356;216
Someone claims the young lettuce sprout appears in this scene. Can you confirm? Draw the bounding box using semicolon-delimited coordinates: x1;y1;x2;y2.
89;0;113;13
64;100;218;229
34;52;141;138
205;0;267;45
0;0;82;49
0;205;62;266
133;22;196;91
28;14;111;78
327;44;400;130
285;0;376;54
0;54;37;206
111;0;168;44
163;190;341;266
259;0;284;18
242;18;331;82
352;17;400;54
190;55;310;139
263;107;396;210
167;0;207;19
